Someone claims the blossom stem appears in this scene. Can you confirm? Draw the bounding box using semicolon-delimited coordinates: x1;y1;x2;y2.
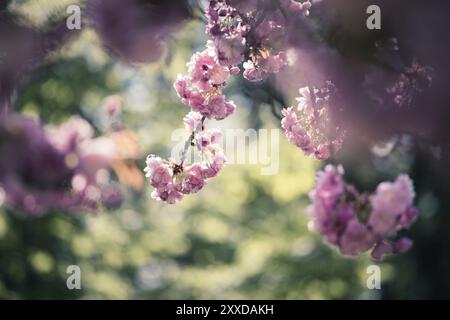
180;115;206;164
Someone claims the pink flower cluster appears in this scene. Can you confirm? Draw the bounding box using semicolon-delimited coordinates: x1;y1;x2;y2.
144;112;225;204
206;0;311;82
306;165;419;260
281;83;345;160
46;116;121;209
0;114;122;215
174;45;237;120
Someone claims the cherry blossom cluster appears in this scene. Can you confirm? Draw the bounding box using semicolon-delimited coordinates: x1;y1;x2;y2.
306;165;419;260
281;82;345;160
206;0;311;82
174;45;237;120
144;112;225;204
156;20;236;204
0;114;122;215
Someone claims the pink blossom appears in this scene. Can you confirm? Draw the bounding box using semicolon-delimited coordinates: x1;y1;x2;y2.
206;94;226;118
314;144;331;161
187;48;230;91
370;174;415;215
229;66;240;75
399;206;419;229
183;111;204;131
196;129;222;151
243;61;263;82
339;218;375;256
145;155;165;173
309;164;345;212
224;101;237;118
371;241;394;260
368;208;398;238
262;52;287;74
371;237;412;260
393;237;413;253
368;175;415;236
144;156;171;188
174;75;190;102
187;92;206;111
181;165;205;194
281;107;312;153
296;87;314;116
151;166;172;189
202;153;225;179
306;165;419;260
281;107;298;131
151;184;183;204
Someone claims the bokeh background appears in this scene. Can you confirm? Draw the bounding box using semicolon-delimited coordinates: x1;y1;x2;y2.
0;0;449;299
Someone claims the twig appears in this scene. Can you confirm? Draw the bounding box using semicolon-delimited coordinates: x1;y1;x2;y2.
179;115;206;164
